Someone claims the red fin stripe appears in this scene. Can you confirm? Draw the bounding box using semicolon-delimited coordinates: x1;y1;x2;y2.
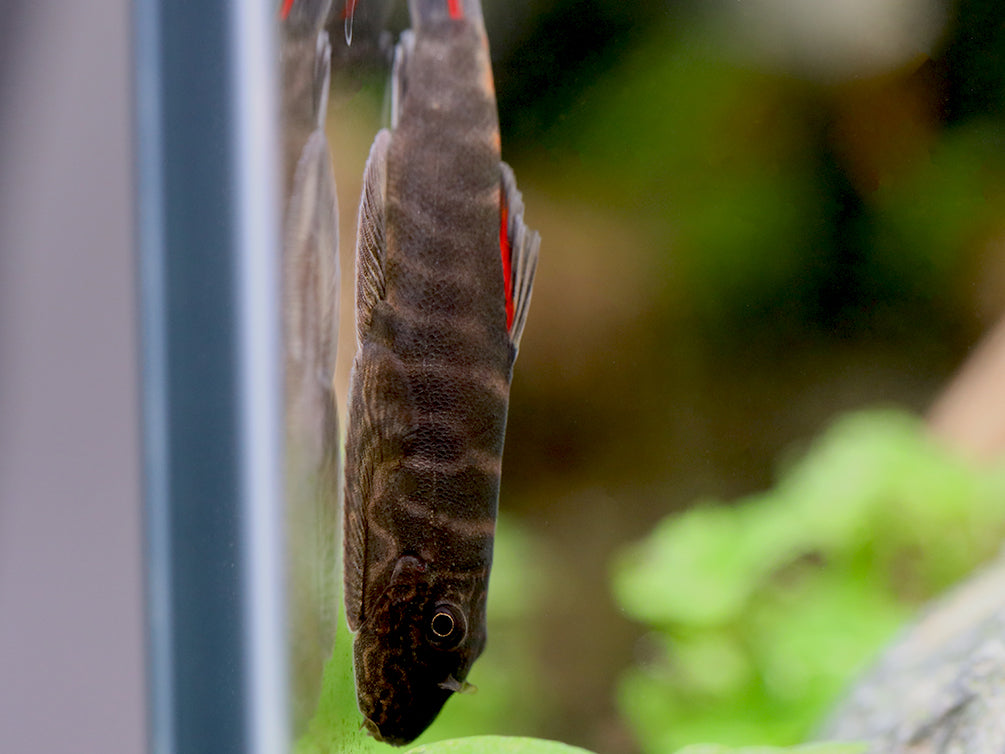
280;0;294;20
342;0;358;20
447;0;464;20
500;188;514;331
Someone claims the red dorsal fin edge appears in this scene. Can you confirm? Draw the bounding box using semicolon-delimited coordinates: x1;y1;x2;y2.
500;186;514;330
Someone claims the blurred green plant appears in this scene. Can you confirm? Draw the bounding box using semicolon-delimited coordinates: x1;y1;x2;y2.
611;409;1005;753
405;736;595;754
674;746;864;754
870;119;1005;308
406;739;864;754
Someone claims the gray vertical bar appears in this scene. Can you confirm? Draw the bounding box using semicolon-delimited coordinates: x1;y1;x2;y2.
133;1;288;753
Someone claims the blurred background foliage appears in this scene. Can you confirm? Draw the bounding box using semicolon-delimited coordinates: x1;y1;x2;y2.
323;0;1005;752
611;410;1005;752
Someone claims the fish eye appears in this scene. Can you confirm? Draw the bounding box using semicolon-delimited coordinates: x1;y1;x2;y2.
431;611;454;637
428;603;466;648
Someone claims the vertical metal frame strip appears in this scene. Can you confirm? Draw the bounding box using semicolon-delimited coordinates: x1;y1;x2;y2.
133;2;288;752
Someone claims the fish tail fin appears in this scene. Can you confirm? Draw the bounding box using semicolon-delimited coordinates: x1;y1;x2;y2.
408;0;483;28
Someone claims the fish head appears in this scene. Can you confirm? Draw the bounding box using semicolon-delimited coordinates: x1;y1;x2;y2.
353;552;487;745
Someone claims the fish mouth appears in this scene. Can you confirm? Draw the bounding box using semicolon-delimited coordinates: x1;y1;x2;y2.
361;716;415;747
361;717;385;741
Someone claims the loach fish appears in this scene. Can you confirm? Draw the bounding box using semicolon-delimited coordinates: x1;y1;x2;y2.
342;0;540;745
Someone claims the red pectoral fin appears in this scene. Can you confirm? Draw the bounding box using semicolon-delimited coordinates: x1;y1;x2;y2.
447;0;464;19
280;0;295;20
499;188;514;331
500;163;540;352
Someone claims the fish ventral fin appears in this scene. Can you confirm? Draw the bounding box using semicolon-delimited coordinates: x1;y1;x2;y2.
343;0;357;44
389;31;413;130
354;128;390;345
500;162;540;353
439;675;478;694
312;29;332;129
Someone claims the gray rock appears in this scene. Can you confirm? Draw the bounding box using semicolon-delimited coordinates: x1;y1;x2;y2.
819;550;1005;754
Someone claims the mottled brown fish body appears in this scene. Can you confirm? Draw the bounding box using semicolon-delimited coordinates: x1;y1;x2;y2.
381;15;508;548
344;0;538;745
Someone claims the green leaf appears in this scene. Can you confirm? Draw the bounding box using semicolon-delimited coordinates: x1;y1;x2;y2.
611;499;807;627
674;744;866;754
404;736;597;754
